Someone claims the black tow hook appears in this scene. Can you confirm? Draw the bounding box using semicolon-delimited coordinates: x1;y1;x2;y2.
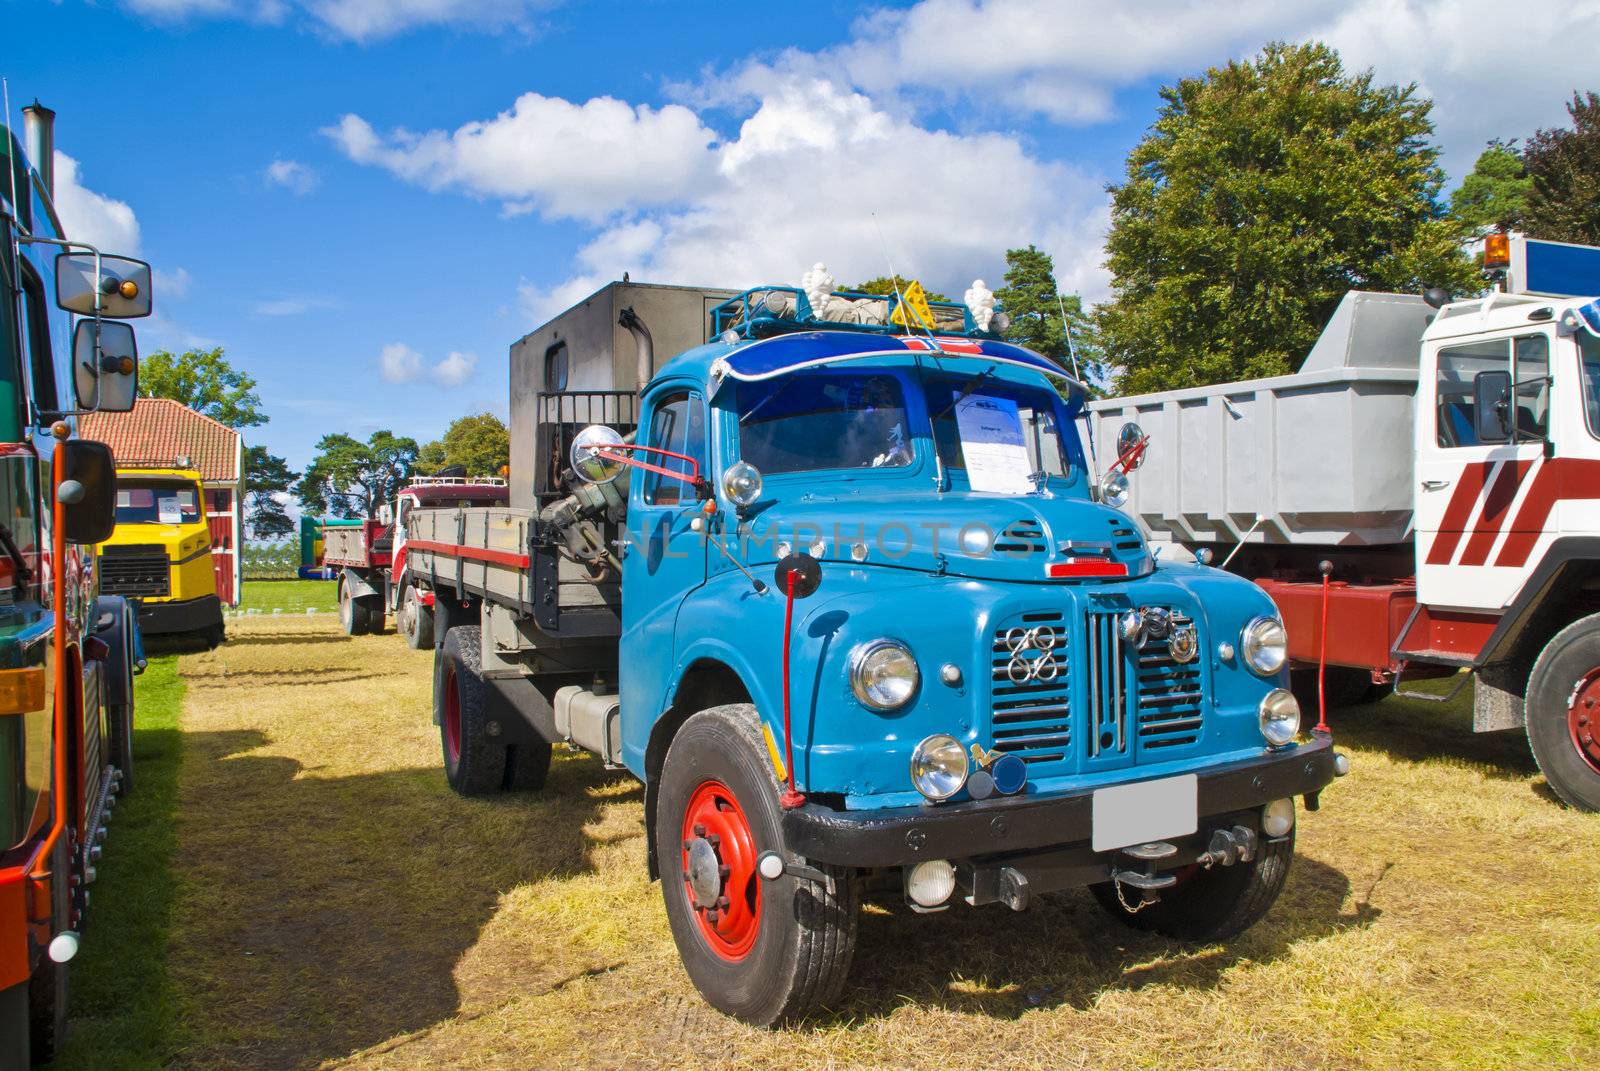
1112;841;1179;902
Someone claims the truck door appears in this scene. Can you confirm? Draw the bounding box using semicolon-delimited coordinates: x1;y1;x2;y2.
1417;330;1551;610
619;387;709;726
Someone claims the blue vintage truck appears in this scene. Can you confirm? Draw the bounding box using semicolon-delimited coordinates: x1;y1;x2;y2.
404;278;1346;1025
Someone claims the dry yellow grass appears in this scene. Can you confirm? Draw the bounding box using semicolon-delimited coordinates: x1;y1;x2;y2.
162;616;1600;1070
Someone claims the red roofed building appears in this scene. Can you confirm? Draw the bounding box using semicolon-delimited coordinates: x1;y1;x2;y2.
80;398;245;605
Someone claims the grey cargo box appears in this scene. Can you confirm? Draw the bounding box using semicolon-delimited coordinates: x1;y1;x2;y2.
1087;292;1434;547
508;281;737;510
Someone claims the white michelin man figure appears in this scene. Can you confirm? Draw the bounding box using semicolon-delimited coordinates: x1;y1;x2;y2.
965;279;996;332
801;262;835;315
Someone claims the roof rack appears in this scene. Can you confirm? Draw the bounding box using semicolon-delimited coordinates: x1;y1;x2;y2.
406;476;507;488
711;286;1002;341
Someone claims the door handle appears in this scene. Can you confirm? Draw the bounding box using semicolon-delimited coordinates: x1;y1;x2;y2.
1421;479;1451;491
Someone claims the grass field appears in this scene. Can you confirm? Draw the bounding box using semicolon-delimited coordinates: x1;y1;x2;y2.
57;616;1600;1069
237;579;338;615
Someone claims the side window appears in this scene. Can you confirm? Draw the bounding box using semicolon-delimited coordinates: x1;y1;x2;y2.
1512;334;1550;439
644;391;706;506
1581;333;1600;438
17;262;59;419
544;341;568;392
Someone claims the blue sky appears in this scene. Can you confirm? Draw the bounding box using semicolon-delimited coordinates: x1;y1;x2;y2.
8;0;1598;472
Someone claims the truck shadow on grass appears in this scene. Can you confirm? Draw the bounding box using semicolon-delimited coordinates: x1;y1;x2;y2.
832;852;1373;1022
168;733;641;1071
1322;695;1539;780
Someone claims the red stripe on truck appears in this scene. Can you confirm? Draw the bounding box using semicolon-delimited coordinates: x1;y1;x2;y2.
1424;461;1493;566
406;539;531;569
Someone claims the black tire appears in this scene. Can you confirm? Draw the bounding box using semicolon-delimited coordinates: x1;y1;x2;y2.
0;978;30;1069
435;626;506;796
27;836;71;1064
338;578;366;637
1091;829;1295;942
400;586;434;650
203;622;226;650
110;702;135;797
356;595;385;635
656;704;858;1026
502;741;553;792
1524;613;1600;811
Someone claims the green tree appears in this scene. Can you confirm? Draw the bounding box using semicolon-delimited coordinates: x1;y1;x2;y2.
1521;92;1600;245
850;276;949;302
994;245;1100;386
139;347;267;428
1450;141;1531;232
244;445;297;539
1096;42;1479;394
296;430;418;519
415;413;509;477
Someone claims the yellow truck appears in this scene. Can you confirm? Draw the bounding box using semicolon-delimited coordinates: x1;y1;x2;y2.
97;466;226;647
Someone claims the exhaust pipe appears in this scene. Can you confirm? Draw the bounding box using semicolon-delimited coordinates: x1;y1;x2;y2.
22;100;55;202
618;306;653;393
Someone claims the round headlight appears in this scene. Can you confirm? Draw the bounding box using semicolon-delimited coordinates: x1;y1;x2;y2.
850;640;919;710
1100;471;1130;507
910;734;968;801
721;461;763;507
1259;688;1301;747
1241;616;1288;677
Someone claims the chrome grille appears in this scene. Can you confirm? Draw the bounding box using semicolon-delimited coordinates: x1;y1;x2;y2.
1136;620;1204;748
1085;609;1130;758
99;545;170;598
988;611;1070;764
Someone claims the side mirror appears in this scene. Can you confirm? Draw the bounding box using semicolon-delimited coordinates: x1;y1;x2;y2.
570;425;626;484
1473;370;1512;443
54;252;153;319
1115;421;1148;471
73;320;138;412
57;439;118;544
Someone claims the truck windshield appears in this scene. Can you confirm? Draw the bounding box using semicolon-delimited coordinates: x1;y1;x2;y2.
117;482;201;525
737;371;913;473
927;371;1076;487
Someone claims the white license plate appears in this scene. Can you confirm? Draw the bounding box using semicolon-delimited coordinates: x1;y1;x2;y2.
1091;774;1198;852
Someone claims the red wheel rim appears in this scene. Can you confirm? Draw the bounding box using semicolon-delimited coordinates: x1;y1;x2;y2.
680;779;761;961
443;665;462;764
1566;669;1600;776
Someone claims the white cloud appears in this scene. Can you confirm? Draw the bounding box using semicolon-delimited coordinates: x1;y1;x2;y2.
126;0;558;43
324;93;717;222
51;152;141;255
379;342;423;383
516;78;1109;321
432;351;478;387
157;266;193;300
264;157;319;194
379;343;478;387
251;295;341;316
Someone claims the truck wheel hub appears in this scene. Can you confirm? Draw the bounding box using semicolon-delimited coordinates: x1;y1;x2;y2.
1568;671;1600;775
680;779;761;960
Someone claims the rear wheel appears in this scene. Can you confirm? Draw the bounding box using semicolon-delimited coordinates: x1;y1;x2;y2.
1525;613;1600;811
656;704;858;1026
356;594;385;635
435;626;508;796
1092;829;1295;942
338;578;366;636
400;586;434;650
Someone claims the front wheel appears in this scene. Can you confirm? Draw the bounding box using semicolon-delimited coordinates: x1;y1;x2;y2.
1091;829;1295;942
338;578;366;637
1525;613;1600;811
400;586;434;650
656;704;858;1026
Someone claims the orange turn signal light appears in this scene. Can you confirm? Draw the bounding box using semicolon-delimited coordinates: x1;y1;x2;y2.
0;667;46;716
118;279;140;300
118;356;135;374
1483;233;1511;270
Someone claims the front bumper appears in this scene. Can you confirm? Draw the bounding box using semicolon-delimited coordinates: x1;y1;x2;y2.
135;594;223;636
783;731;1337;868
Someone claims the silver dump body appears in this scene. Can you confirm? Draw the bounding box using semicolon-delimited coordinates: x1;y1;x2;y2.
1087;292;1433;547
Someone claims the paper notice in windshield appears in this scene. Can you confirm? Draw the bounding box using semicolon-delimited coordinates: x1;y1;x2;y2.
158;497;183;525
954;394;1033;494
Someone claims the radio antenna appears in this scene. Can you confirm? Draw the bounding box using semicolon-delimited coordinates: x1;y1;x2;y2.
3;79;18;233
870;211;936;342
1051;271;1099;478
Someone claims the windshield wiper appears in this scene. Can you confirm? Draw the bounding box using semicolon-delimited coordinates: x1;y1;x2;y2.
932;365;997;420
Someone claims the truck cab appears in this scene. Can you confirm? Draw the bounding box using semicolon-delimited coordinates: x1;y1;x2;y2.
407;279;1344;1026
98;466;225;646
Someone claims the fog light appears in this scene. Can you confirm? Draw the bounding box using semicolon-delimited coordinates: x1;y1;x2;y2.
1263;798;1295;838
1259;688;1301;747
905;859;957;908
910;733;968;801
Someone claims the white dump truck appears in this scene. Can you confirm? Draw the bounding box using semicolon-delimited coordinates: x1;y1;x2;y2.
1090;235;1600;810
